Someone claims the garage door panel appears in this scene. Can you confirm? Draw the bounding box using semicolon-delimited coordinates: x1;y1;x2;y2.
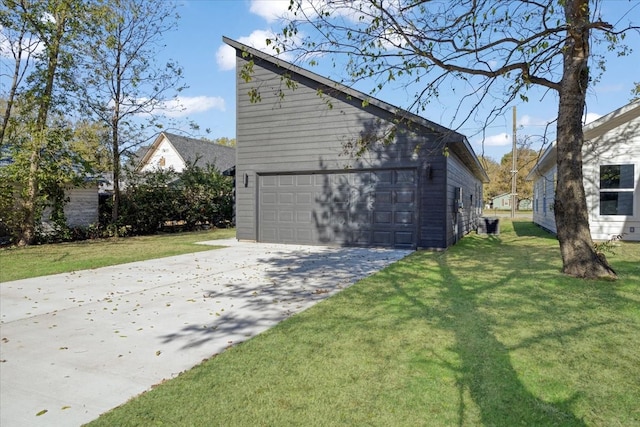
376;191;393;204
395;211;413;224
262;210;277;221
396;190;414;203
296;211;311;222
279;176;295;186
296;175;313;185
374;211;392;224
374;170;393;184
278;193;294;204
397;170;416;183
262;176;278;187
259;170;417;248
296;192;312;204
373;231;393;245
262;193;277;204
395;231;414;245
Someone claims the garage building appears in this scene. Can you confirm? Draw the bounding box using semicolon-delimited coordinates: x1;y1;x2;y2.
224;37;489;249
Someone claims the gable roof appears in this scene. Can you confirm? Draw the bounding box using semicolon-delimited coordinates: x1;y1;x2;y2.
526;101;640;180
138;132;236;174
223;36;489;183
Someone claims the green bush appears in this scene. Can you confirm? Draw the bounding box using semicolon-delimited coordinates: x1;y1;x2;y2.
176;164;234;229
104;164;234;236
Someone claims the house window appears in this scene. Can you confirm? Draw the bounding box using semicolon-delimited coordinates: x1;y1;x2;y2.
599;164;634;216
159;156;166;167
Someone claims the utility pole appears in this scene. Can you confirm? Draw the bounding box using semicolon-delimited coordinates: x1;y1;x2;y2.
511;106;517;219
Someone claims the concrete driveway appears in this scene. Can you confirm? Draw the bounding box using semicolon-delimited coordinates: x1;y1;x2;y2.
0;239;411;426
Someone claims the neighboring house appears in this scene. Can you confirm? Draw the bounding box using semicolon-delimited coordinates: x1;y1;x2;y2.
490;193;512;210
224;37;489;250
136;132;236;175
518;198;532;211
527;101;640;241
489;193;532;210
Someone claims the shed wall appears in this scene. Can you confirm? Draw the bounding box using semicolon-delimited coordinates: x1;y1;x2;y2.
41;186;99;231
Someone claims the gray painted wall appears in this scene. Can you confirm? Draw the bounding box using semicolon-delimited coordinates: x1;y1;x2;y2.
233;48;483;248
446;152;484;247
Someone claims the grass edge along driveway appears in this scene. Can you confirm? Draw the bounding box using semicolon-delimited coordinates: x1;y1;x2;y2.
0;228;236;283
88;220;639;427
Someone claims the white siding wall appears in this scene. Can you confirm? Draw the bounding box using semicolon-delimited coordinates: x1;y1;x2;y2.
531;165;557;234
139;138;185;172
583;115;640;241
531;109;640;241
41;187;98;230
65;188;99;227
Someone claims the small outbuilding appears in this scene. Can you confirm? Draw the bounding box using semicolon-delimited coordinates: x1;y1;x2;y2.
224;37;489;249
527;101;640;241
41;180;100;232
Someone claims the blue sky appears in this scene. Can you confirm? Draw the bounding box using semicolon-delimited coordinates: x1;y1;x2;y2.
161;0;640;162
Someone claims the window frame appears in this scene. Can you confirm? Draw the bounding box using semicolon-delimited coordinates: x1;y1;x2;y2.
598;164;635;217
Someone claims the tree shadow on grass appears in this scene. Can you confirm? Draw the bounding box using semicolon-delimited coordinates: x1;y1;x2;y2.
512;220;558;239
379;234;595;426
156;246;411;350
434;262;587;426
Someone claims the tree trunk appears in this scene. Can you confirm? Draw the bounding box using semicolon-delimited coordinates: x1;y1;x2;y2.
111;136;120;225
15;4;68;246
554;0;616;279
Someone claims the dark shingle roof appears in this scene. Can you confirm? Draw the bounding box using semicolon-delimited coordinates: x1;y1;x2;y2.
163;132;236;174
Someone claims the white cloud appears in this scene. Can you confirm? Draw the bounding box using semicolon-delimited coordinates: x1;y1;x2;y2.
0;25;43;59
584;112;602;125
517;114;550;127
216;29;296;71
249;0;360;23
483;132;511;146
157;96;226;117
249;0;292;23
216;44;237;71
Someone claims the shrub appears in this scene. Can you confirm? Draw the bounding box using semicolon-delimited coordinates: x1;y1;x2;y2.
103;164;234;236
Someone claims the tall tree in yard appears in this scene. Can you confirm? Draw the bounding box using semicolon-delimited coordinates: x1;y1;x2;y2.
273;0;639;279
76;0;184;225
0;0;84;246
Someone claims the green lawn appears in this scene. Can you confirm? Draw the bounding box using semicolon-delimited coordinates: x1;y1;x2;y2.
0;228;236;282
87;221;640;427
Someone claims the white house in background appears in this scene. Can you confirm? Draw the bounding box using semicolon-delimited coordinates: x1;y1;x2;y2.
136;132;235;175
527;101;640;241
